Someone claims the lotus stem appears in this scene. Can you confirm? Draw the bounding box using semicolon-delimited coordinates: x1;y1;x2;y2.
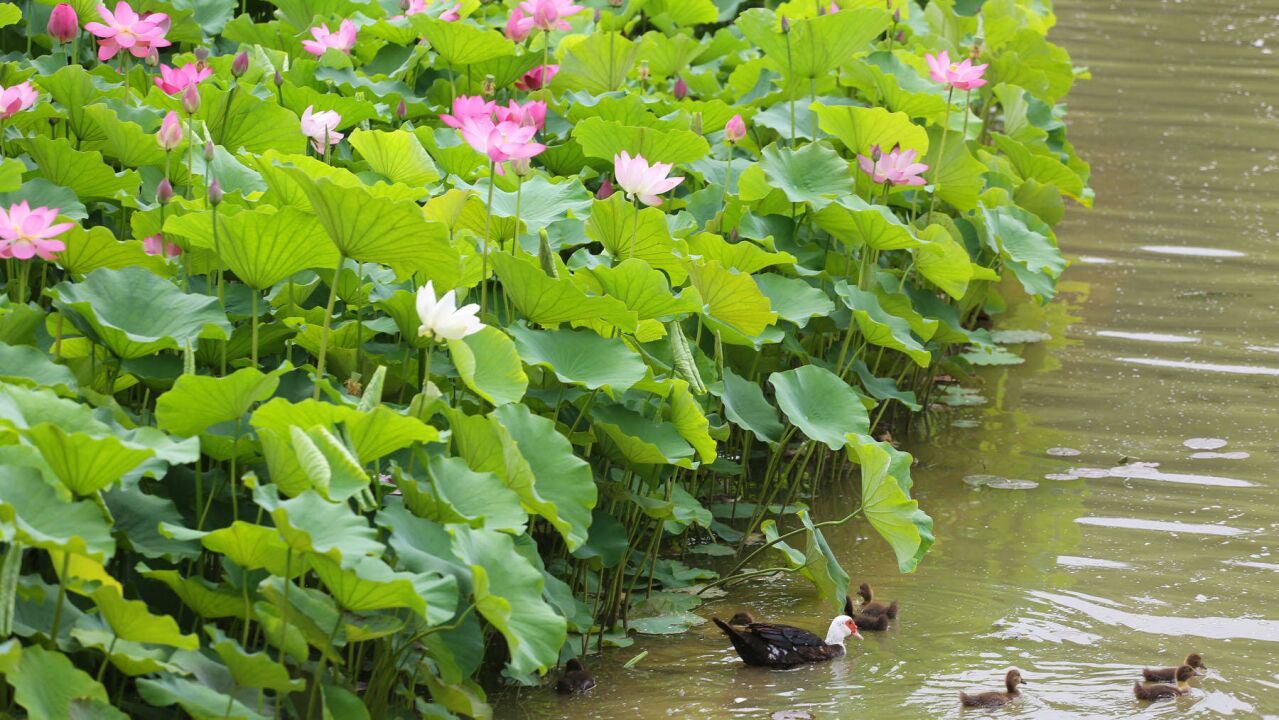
313;253;346;400
185;114;196;199
928;86;955;219
250;291;259;366
629;197;639;260
513;176;523;257
48;550;71;645
480;161;495;317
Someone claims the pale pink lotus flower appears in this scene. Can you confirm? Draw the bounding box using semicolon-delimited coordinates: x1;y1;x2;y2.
827;2;839;13
857;145;928;186
0;202;73;261
724;114;746;143
300;106;344;153
153;62;212;95
156;110;183;150
47;3;79;44
613;151;683;207
416;281;483;341
84;2;170;61
388;0;426;20
505;7;534;42
925;50;988;91
0;82;38;121
302;20;357;57
494;99;545;130
142;234;181;257
439;2;461;20
459;117;546;175
515;64;557;91
439;95;495;129
518;0;583;32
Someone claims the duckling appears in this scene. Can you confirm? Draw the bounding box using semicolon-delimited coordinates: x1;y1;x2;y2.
1133;664;1194;701
555;658;596;695
959;669;1026;708
1143;652;1205;682
728;611;755;627
856;583;899;620
841;585;897;632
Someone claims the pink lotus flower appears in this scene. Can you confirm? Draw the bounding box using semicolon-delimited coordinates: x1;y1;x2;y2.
857;145;928;186
143;234;181;257
84;2;170;61
48;3;79;44
925;50;988;91
515;64;557;91
596;175;614;199
156;110;183;150
0;202;73;261
459;117;546;175
301;106;343;153
827;2;840;13
724;114;746;143
302;20;357;57
153;62;212;95
439;2;461;21
439;95;495;129
0;82;38;121
505;7;534;42
494;99;545;130
613;151;683;207
518;0;583;32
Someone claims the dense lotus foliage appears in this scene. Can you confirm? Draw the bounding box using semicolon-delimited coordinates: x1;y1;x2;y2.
0;0;1089;716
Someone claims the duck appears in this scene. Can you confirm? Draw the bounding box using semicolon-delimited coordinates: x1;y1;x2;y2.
855;583;899;620
1133;664;1194;701
713;614;863;668
959;669;1027;708
555;658;596;695
1143;652;1205;682
841;585;898;632
728;611;756;627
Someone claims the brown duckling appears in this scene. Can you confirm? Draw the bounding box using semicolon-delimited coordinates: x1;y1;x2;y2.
728;611;755;627
842;586;897;632
856;583;899;620
555;658;596;695
959;669;1027;708
1143;653;1205;682
1133;664;1194;701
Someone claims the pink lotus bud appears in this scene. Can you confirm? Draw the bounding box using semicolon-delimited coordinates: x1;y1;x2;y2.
396;99;407;119
870;144;882;161
47;3;78;44
274;69;284;87
180;83;200;114
638;60;649;82
509;157;532;176
893;7;901;22
673;76;688;100
828;2;840;13
193;47;209;62
597;174;614;199
145;48;159;67
780;15;790;32
143;234;181;257
207;178;223;205
203;140;215;162
156;111;183;151
724;113;746;143
156;178;174;204
231;51;249;78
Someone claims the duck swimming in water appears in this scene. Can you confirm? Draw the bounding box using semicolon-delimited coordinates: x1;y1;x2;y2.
555;658;596;695
842;584;898;631
1143;652;1205;682
713;615;863;668
959;669;1027;708
728;611;755;627
1133;664;1194;701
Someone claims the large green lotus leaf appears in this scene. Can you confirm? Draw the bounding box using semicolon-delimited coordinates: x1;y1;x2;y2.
447;326;528;407
348;129;441;187
155;365;286;437
22;137;139;201
914;224;973;300
70;615;183;677
447;525;565;676
982;204;1065;300
139;569;243;620
251;397;438;466
738;142;851;211
277;83;380;132
103;486;198;562
0;467;114;561
459;52;543;91
643;0;716;28
585;194;689;283
573;259;702;320
991;84;1050;145
572;117;709;165
490;253;637;332
988;30;1075;104
0;341;77;394
91;586;197;649
841;52;949;120
667;379;716;464
636;30;704;79
754;274;835;328
760;511;849;613
286;170;462;285
35;64;124;144
813;195;924;251
552;32;640;95
205;626;305;694
1014;177;1067;227
83;104;168;169
297;425;370;503
508;324;646;391
252;486;383;563
170;521;302;577
199;83;306;155
871;282;939;342
414;455;528;533
591;402;695;467
249;150;420;209
23;424;153;497
716;367;784;445
310;554;457;624
736;7;890;79
57;226;167;278
0;385;108;434
992;133;1087;204
215;207;340;291
137;673;269;720
686;232;795;274
846;434;934;572
833;282;932;367
49;267;230;360
813;104;929;156
851;358;921;412
924;125;985;211
687;259;778;338
7;645;113;720
769;365;870;450
461;175;594;239
412;15;514;65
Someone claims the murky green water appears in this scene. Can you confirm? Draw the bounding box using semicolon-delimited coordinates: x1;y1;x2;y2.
497;1;1279;716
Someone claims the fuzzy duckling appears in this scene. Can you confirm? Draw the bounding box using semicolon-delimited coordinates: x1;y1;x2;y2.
1143;653;1205;682
841;584;898;632
959;669;1026;708
728;611;755;627
1133;664;1194;701
555;658;596;695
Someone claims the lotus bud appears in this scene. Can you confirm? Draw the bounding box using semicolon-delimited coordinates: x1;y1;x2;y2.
690;111;702;136
538;229;559;279
156;178;175;204
673;76;688;100
207;178;223;206
817;3;825;14
780;15;790;33
203;140;215;162
145;48;159;66
274;69;284;87
870;143;882;161
607;0;622;8
730;226;738;242
669;321;706;394
156;110;183;151
725;113;746;144
180;83;200;114
482;73;496;97
231;51;249;78
396;99;407;120
896;30;905;43
596;174;614;200
638;60;649;83
893;7;901;22
509;156;532;176
47;3;79;44
400;0;411;11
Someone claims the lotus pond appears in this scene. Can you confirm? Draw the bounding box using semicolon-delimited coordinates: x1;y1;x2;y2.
0;0;1111;717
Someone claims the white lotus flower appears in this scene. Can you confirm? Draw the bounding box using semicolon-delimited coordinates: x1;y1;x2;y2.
416;281;484;341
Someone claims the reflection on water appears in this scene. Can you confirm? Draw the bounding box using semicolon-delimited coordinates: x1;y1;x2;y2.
496;0;1279;716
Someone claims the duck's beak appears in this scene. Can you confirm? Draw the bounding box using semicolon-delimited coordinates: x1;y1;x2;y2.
853;631;864;641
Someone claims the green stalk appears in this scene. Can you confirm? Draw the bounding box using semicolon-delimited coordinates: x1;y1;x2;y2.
185;114;196;200
250;290;260;366
48;550;71;645
513;176;523;256
312;254;346;400
927;86;955;219
480;161;496;317
96;635;118;682
785;31;795;146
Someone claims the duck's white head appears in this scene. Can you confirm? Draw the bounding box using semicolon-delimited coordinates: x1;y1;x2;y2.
825;615;864;645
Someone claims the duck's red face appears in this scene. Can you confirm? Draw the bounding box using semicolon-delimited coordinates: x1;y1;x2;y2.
845;619;864;640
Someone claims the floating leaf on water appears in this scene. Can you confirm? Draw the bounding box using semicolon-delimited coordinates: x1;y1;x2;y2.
1046;447;1082;457
1190;451;1249;460
939;386;986;406
990;329;1053;344
1069;467;1110;479
772;711;816;720
985;478;1039;490
951;419;981;428
1184;437;1228;450
1043;473;1079;481
962;474;1001;487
